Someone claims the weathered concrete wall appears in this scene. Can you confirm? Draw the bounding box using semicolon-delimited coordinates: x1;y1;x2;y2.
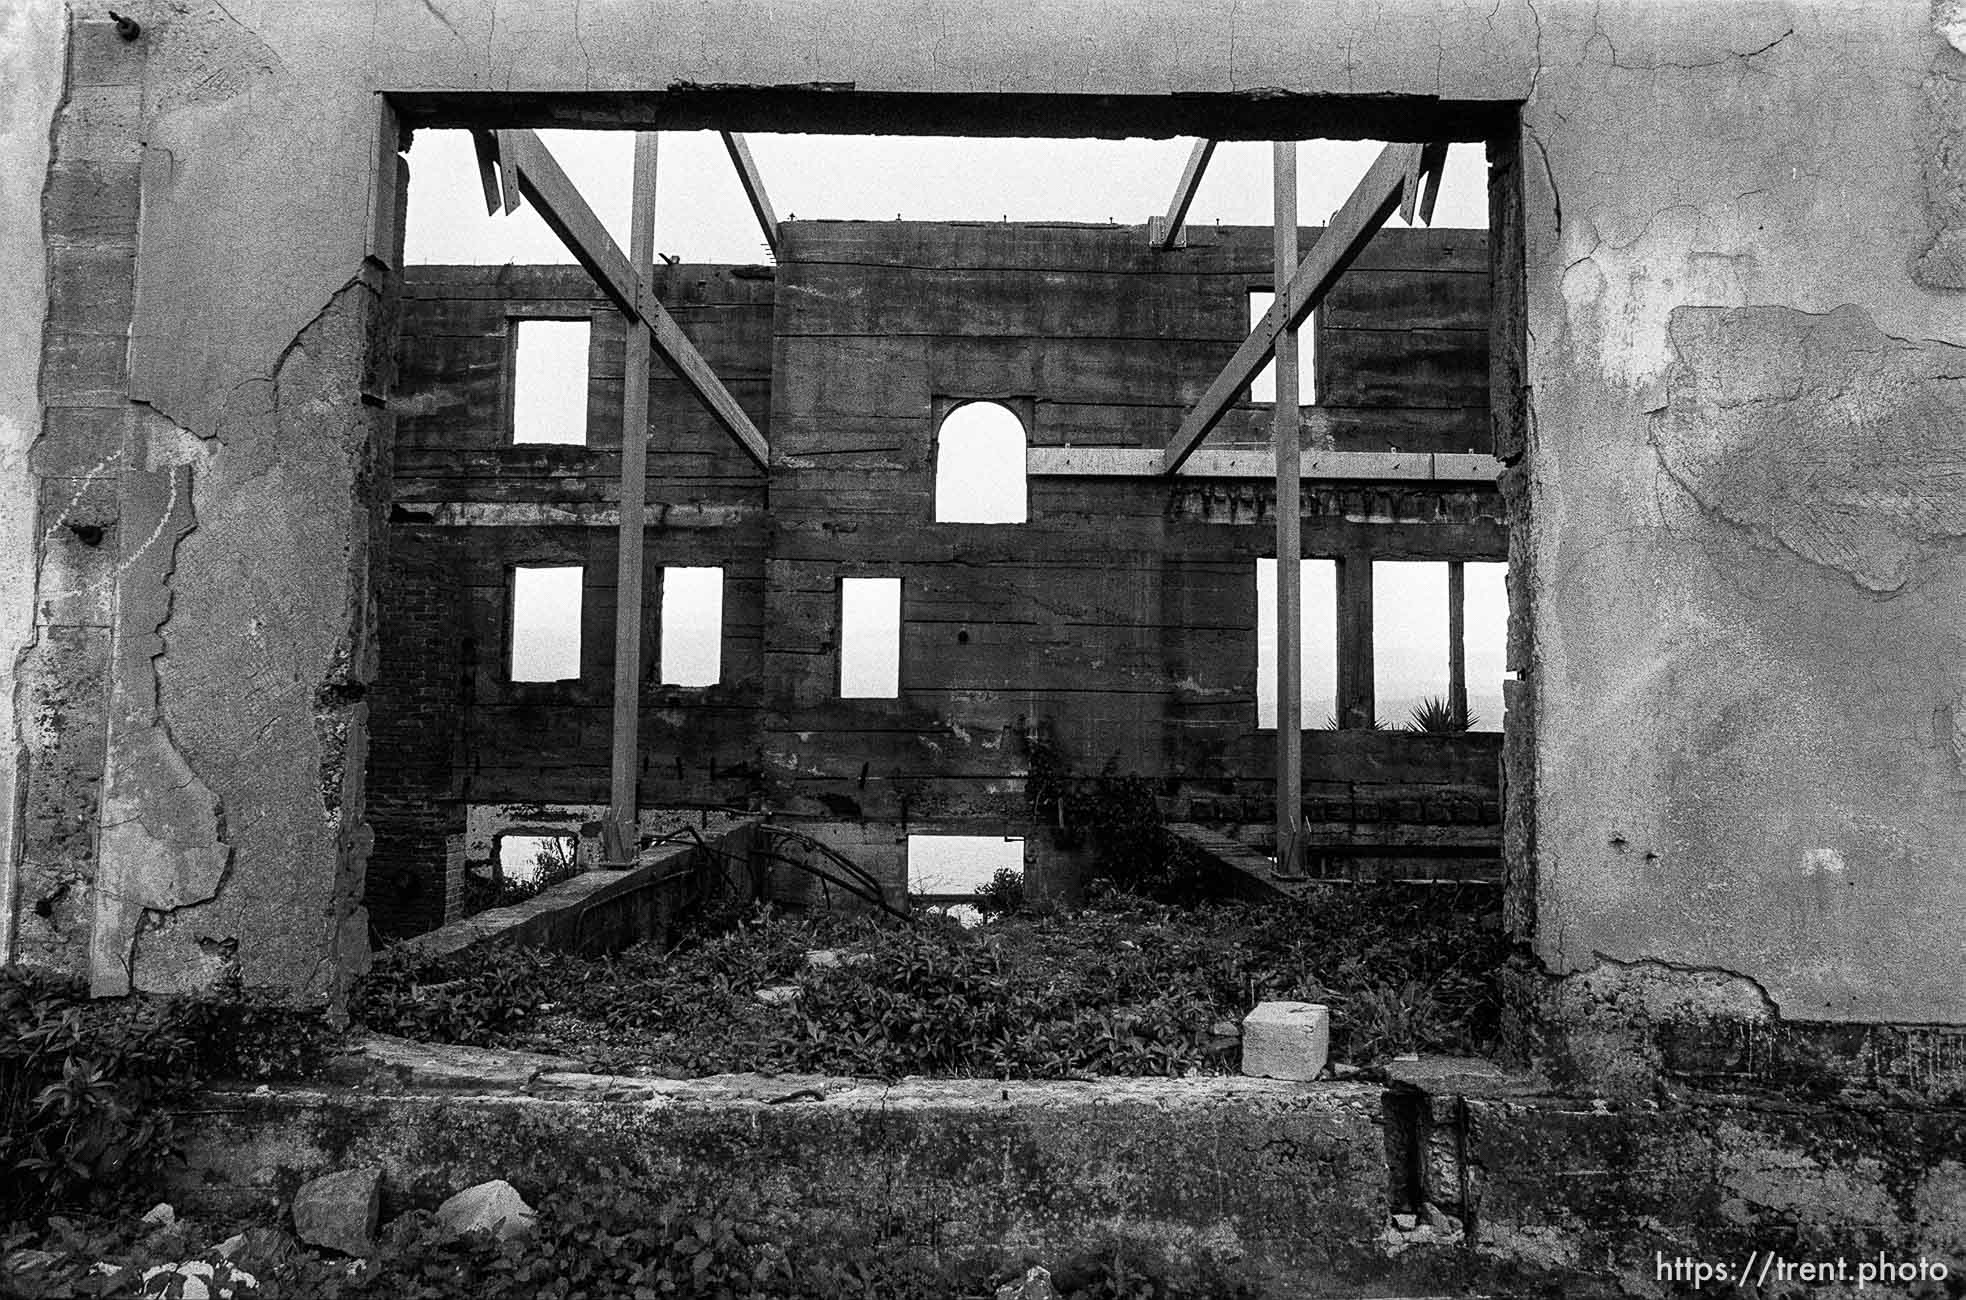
0;1;66;965
167;1057;1966;1298
15;0;1966;1039
1524;4;1966;1028
369;264;769;930
764;221;1500;830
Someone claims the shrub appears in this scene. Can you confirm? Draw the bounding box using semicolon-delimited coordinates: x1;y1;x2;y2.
975;867;1027;916
0;968;199;1223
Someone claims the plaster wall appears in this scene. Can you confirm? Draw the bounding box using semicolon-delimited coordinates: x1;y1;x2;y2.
0;1;66;963
15;0;1966;1027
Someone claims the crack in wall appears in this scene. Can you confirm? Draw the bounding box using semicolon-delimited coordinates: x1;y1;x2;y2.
90;462;232;996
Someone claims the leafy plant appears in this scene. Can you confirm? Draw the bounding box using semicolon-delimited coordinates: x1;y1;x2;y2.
1405;696;1476;733
975;867;1028;917
1;968;198;1223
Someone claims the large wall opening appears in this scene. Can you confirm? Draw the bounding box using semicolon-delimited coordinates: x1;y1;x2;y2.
362;93;1527;950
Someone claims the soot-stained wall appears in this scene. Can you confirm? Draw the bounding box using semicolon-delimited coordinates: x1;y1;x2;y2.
761;221;1501;840
368;222;1501;920
366;264;771;934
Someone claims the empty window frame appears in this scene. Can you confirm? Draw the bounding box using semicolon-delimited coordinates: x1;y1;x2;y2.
906;834;1024;898
659;566;724;687
1373;560;1508;731
840;577;902;698
934;401;1027;523
1248;291;1316;406
1463;562;1508;733
1373;561;1450;728
497;833;578;885
510;565;583;681
511;318;591;445
1255;557;1338;729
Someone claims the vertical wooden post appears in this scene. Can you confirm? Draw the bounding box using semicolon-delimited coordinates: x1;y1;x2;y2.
1273;141;1303;875
1448;560;1467;727
608;133;659;858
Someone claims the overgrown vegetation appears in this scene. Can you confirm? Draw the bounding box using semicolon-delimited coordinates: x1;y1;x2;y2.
4;1181;1258;1299
1;968;336;1227
1012;717;1211;903
353;888;1506;1079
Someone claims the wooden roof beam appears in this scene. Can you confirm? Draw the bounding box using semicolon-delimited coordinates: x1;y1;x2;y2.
1147;138;1216;250
1162;142;1444;475
492;129;770;469
719;131;781;259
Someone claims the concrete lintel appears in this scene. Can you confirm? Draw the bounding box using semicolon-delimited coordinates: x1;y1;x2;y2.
1028;447;1503;483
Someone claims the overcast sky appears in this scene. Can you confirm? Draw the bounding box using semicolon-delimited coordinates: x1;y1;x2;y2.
404;132;1488;265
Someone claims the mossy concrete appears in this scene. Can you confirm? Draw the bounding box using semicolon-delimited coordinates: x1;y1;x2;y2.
167;1046;1966;1297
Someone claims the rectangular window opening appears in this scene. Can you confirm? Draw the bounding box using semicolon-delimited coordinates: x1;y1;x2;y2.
840;577;901;699
907;835;1024;924
497;833;578;886
1248;291;1316;406
511;318;591;445
1373;560;1452;730
1255;557;1338;729
510;565;583;682
659;566;724;687
1464;561;1509;733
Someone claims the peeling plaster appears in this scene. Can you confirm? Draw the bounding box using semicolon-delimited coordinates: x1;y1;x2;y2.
0;0;67;966
1652;304;1966;593
91;464;230;997
1911;51;1966;290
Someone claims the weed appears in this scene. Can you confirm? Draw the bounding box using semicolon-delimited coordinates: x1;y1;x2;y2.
1405;696;1476;733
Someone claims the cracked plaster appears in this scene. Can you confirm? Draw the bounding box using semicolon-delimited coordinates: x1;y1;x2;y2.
0;0;66;965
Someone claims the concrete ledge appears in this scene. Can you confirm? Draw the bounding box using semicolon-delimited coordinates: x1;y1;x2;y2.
168;1036;1966;1296
399;815;759;960
169;1072;1413;1295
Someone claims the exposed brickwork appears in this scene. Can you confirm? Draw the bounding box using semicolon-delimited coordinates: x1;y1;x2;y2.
366;535;469;937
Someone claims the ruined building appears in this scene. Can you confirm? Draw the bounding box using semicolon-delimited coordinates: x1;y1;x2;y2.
3;0;1966;1283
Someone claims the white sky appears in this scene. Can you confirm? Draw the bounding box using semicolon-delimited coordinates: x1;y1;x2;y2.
908;834;1024;896
1256;558;1338;728
840;577;902;697
420;134;1506;735
659;566;724;686
510;565;582;681
404;132;1488;265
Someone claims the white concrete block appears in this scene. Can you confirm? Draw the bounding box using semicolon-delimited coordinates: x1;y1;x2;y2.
1240;1002;1331;1080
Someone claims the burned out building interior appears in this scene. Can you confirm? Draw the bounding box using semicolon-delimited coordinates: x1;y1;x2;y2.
365;151;1513;936
6;0;1966;1288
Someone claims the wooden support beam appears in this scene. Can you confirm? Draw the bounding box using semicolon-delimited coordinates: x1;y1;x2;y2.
1272;141;1304;878
469;129;514;215
1163;142;1433;474
1148;139;1216;251
494;129;770;469
608;132;659;847
719;131;781;259
1448;559;1468;729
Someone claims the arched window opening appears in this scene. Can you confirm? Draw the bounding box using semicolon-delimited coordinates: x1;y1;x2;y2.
934;401;1027;523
